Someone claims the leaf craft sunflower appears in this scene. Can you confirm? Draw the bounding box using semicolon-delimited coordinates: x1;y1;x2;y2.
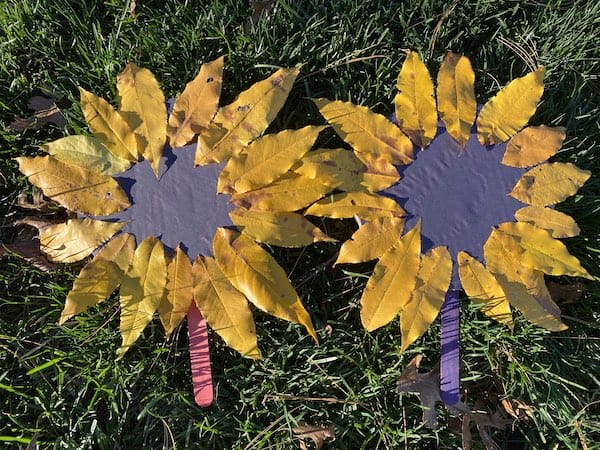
16;57;337;406
304;51;593;405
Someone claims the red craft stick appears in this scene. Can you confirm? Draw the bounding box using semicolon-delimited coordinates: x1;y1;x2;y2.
187;303;213;407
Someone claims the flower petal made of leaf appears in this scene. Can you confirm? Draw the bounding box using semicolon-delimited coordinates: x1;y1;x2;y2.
168;56;224;148
400;246;452;351
196;67;299;165
502;125;566;167
292;148;367;191
509;162;590;206
394;51;437;148
117;63;167;176
193;255;260;359
305;191;404;220
40;218;125;263
477;67;545;145
16;155;130;215
213;228;317;342
436;52;476;148
514;205;580;238
118;236;168;357
230;209;334;247
60;233;135;324
360;221;421;331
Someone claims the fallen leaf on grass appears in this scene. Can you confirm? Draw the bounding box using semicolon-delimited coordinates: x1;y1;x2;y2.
10;94;68;131
0;224;60;271
293;422;335;450
500;398;535;422
547;280;584;304
462;402;511;450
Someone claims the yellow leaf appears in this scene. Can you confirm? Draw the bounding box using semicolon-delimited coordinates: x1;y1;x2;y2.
192;256;260;359
79;87;138;161
477;67;545;145
336;216;404;264
436;52;476;148
400;246;452;352
230;209;334;247
40;218;125;263
394;51;437;148
157;245;193;336
117;63;167;176
219;126;324;194
353;152;401;191
514;205;580;238
483;228;566;331
118;236;168;356
196;67;300;165
41;135;132;175
457;251;513;329
168;56;224;148
60;233;135;325
313;98;413;165
16;156;130;215
305;191;404;220
496;222;592;279
292;148;367;191
502;125;566;167
213;228;317;341
360;222;421;331
231;172;332;212
510;162;590;206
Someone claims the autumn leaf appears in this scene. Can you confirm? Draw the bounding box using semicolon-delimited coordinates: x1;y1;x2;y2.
117;63;167;176
16;156;130;215
193;256;260;359
196;67;299;164
213;228;317;341
168;56;224;148
335;216;404;264
394;51;437;148
510;162;591;206
60;233;135;324
10;94;68;131
39;218;125;263
477;67;545;145
436;52;476;148
360;222;421;331
292;148;369;191
502;125;566;167
293;423;336;450
118;236;168;357
514;205;580;238
305;191;404;220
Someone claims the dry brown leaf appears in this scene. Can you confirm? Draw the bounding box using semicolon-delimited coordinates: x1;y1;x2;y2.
500;398;535;422
293;422;335;450
10;94;68;131
0;224;60;271
547;280;584;304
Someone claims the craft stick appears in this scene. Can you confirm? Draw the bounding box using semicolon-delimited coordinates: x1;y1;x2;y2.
440;289;460;406
187;303;213;407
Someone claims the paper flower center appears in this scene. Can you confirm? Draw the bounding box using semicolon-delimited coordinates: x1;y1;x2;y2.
110;145;233;258
381;125;526;288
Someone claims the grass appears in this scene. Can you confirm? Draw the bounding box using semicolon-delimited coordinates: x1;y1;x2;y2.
1;0;599;448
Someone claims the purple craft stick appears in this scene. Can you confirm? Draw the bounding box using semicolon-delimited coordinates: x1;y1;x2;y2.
440;290;460;405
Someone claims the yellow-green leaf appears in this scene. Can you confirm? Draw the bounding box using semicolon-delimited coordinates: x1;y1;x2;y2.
477;67;545;145
360;222;421;331
60;233;135;325
436;52;476;148
514;205;580;238
336;216;404;264
230;209;334;247
117;63;167;176
16;156;130;215
496;222;592;279
192;256;260;359
79;87;138;161
483;228;566;331
196;67;299;165
313;98;413;164
305;191;404;220
502;125;566;167
510;162;590;206
394;51;437;148
231;172;332;212
118;236;168;356
40;218;125;263
213;228;317;341
41;135;132;175
457;251;513;329
400;246;452;352
157;245;193;336
219;126;324;194
168;56;224;148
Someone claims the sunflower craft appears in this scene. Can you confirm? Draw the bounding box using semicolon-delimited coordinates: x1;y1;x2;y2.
16;57;338;406
305;51;592;405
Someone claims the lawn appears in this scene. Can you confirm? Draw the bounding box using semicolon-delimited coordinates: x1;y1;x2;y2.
1;0;598;448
